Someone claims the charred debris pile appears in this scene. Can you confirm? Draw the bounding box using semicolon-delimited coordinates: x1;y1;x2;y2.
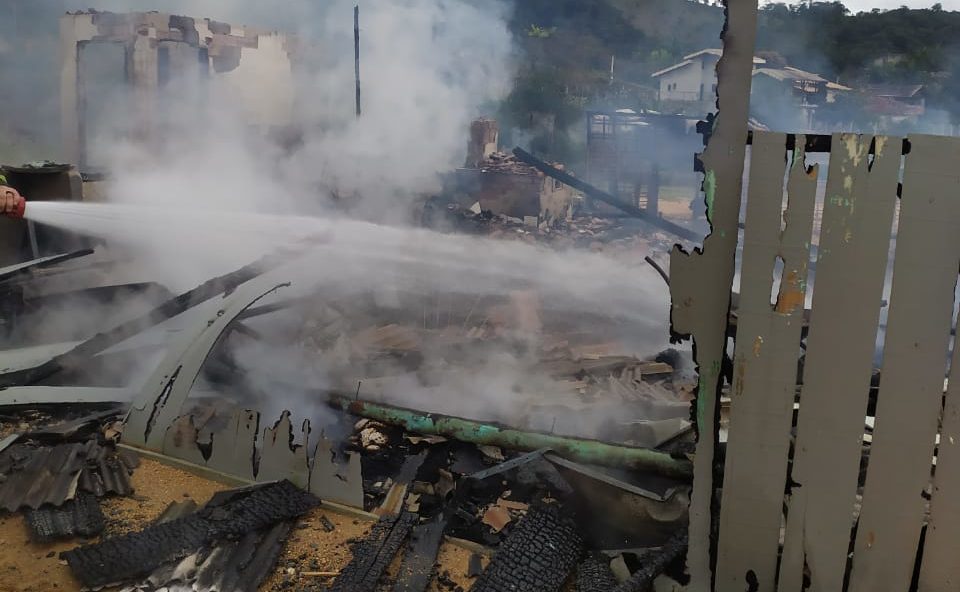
0;190;695;590
0;404;692;591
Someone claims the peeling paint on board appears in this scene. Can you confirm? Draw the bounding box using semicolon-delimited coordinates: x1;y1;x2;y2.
667;0;761;585
704;169;718;224
715;132;817;591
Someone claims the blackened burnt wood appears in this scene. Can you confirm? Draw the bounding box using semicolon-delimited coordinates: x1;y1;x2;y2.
577;554;619;592
612;528;687;592
25;493;104;542
392;516;447;592
330;511;418;592
62;480;317;589
470;504;583;592
195;521;295;592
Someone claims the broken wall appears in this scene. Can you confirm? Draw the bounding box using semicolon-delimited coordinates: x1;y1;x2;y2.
471;171;573;225
538;176;575;225
61;11;298;168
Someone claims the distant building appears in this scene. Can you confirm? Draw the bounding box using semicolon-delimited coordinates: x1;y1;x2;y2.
751;66;851;129
584;109;700;213
863;84;925;118
753;66;851;105
61;11;301;169
652;49;852;127
651;49;765;114
454;119;575;226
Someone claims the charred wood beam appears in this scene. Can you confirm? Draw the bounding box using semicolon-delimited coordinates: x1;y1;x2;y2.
470;504;583;592
0;248;297;387
392;516;447;592
612;527;687;592
329;511;417;592
354;5;361;118
577;554;619;592
0;249;94;283
62;480;317;589
511;147;702;243
23;282;170;308
329;395;693;480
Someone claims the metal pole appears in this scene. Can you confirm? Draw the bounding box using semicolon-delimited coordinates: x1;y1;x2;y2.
330;395;693;480
354;5;361;118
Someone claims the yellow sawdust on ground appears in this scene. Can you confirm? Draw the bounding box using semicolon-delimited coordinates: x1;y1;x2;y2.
261;509;480;592
99;455;228;535
261;507;370;591
0;457;484;592
430;543;487;591
0;457;228;592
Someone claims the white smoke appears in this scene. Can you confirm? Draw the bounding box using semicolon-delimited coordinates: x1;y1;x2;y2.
14;0;686;441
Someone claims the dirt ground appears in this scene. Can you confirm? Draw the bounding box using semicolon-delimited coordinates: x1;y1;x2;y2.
0;458;477;592
656;198;693;220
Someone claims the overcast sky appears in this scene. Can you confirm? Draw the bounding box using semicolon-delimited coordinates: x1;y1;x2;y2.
843;0;958;9
764;0;959;11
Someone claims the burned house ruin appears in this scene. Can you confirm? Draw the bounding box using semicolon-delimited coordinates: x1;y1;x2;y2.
61;11;299;168
2;1;960;591
455;118;576;226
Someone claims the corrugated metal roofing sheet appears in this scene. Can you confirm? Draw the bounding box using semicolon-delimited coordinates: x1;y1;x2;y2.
0;443;85;511
0;440;138;511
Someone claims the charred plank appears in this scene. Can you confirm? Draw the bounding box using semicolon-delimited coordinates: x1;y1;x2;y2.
612;528;687;592
25;492;104;542
470;504;583;592
330;511;417;592
61;479;317;588
576;554;619;592
393;516;447;592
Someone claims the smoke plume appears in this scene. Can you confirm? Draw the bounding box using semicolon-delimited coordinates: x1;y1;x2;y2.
12;0;685;442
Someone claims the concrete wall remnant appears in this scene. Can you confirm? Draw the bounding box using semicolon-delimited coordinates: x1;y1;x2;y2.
60;11;298;167
457;120;575;226
469;167;574;225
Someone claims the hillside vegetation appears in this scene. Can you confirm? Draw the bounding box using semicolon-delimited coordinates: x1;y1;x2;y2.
502;0;960;158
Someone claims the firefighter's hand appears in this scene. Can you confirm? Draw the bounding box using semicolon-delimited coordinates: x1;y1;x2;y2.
1;186;22;215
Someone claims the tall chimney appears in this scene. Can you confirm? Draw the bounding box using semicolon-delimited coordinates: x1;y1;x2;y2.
465;118;499;168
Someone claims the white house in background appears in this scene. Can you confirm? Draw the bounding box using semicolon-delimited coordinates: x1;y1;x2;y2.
652;49;765;103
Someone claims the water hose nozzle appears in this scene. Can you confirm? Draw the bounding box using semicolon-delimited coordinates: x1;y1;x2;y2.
3;194;25;219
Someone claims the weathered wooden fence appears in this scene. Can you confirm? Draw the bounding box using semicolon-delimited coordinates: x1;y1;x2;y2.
713;131;960;591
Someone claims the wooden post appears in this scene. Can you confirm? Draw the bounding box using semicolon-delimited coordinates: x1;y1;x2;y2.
647;164;660;217
354;5;361;118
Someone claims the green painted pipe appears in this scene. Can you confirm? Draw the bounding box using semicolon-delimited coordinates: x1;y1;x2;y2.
330;395;692;480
